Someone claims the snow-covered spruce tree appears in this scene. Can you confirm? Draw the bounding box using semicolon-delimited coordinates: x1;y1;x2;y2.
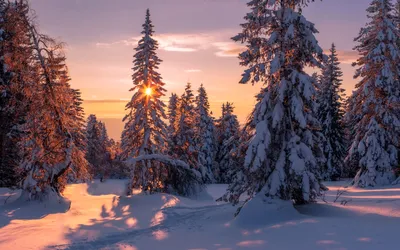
215;103;226;155
121;10;202;195
175;83;205;176
215;102;240;183
19;25;90;200
69;88;87;154
167;93;179;156
107;139;130;179
217;119;254;203
85;115;101;166
194;84;215;183
346;0;400;187
0;0;32;187
311;72;322;94
220;0;326;208
99;121;113;179
317;43;347;181
85;115;111;179
61;72;90;183
342;92;361;178
0;1;17;187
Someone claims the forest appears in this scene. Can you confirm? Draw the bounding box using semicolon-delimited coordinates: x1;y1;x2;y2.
0;0;399;249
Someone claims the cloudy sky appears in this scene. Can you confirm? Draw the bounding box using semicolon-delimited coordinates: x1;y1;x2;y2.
30;0;370;140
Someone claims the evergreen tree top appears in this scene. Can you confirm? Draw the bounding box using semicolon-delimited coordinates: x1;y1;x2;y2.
142;9;154;37
224;102;235;114
235;0;325;85
353;0;399;91
132;8;164;89
196;84;211;114
169;92;178;103
322;43;344;94
168;93;179;117
181;83;194;102
122;8;168;160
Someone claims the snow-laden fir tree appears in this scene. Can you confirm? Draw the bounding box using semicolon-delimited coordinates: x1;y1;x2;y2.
98;121;113;180
0;0;32;187
167;93;179;156
85;115;112;179
311;72;322;93
346;0;400;187
61;72;90;184
342;92;361;178
121;9;169;193
175;83;204;175
317;43;347;181
121;10;202;195
107;139;130;179
1;0;90;199
217;119;253;203
19;24;90;200
215;102;240;183
194;84;215;183
220;0;326;208
69;89;87;153
0;1;17;187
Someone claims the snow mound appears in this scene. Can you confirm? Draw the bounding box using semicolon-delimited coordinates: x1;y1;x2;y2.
0;191;71;228
187;186;214;201
234;195;302;229
296;203;360;218
205;184;229;201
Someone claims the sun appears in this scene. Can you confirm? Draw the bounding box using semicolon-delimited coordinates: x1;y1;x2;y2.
145;87;153;96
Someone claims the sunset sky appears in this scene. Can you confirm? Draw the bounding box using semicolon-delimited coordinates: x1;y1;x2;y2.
30;0;370;140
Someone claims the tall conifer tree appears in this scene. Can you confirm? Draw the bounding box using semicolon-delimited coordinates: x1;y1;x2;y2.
167;93;179;156
121;9;169;193
175;83;199;172
221;0;326;208
195;84;215;183
346;0;400;187
215;102;240;183
318;43;347;180
0;0;32;187
20;35;89;199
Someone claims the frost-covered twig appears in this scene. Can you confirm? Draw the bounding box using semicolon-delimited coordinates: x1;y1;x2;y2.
340;199;352;206
333;187;347;203
3;195;12;205
320;191;328;203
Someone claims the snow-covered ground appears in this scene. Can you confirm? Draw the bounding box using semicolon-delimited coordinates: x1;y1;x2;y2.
0;180;399;250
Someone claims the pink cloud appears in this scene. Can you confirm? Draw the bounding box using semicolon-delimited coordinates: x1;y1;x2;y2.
324;49;359;64
95;30;247;58
213;42;245;57
96;33;214;53
236;240;265;247
185;69;202;73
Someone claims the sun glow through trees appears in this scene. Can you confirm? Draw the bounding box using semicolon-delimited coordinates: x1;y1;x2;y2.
145;87;153;96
